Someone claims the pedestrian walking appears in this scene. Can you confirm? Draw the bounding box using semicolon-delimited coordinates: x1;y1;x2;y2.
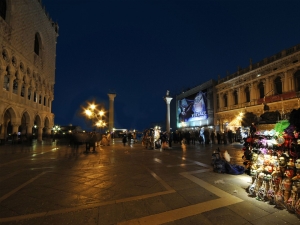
106;132;111;146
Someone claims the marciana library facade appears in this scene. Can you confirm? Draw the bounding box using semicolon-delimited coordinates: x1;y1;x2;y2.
176;44;300;132
0;0;58;142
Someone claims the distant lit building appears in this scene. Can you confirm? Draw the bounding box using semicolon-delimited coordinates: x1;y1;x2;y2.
0;0;59;142
60;125;83;134
215;43;300;131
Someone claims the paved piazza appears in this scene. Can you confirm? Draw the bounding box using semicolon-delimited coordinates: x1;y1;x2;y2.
0;139;299;225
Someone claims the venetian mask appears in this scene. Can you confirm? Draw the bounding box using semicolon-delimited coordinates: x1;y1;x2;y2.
295;159;300;169
279;156;287;167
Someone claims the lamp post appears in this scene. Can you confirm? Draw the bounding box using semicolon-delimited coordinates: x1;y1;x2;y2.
52;125;61;142
262;89;273;112
82;102;106;133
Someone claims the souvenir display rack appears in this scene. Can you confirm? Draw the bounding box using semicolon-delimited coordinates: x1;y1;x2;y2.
242;119;300;217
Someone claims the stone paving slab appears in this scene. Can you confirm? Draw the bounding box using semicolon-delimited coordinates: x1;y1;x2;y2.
0;140;299;224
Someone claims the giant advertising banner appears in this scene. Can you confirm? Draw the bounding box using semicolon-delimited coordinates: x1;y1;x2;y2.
178;90;208;123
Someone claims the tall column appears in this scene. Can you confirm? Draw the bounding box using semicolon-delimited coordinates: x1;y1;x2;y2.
26;124;33;137
0;67;6;96
250;83;255;101
0;123;7;140
284;72;289;92
164;90;172;133
107;93;116;132
11;123;19;134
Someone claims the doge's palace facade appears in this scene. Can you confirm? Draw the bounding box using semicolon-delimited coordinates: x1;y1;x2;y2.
0;0;58;142
215;44;300;131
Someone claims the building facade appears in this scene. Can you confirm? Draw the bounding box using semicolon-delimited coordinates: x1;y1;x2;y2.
0;0;58;142
215;43;300;131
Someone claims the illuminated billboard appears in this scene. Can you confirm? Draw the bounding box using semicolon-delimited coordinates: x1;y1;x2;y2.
178;90;208;123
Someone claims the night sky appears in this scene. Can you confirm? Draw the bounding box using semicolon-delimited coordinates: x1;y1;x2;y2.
42;0;300;131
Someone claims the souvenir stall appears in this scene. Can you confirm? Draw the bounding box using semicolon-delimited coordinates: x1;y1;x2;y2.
226;112;250;143
242;109;300;217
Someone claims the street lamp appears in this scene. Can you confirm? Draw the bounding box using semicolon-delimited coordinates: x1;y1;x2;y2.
82;102;106;133
52;125;61;141
52;125;61;133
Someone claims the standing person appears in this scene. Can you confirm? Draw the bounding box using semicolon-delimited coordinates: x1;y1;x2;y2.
106;132;111;146
127;132;132;145
223;130;227;145
122;134;127;146
228;129;232;143
199;128;205;144
168;131;173;148
190;130;196;145
204;129;210;145
250;123;257;137
132;132;137;143
185;131;191;145
210;130;215;144
217;131;221;144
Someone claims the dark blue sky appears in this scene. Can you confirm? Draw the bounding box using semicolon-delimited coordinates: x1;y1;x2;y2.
42;0;300;131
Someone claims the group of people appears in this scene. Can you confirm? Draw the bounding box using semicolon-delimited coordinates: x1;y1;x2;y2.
140;128;173;150
172;129;214;145
122;132;137;146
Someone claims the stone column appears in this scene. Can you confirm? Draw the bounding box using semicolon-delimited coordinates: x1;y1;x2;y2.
17;79;22;96
0;123;6;140
0;67;6;96
107;93;116;132
250;83;255;101
284;72;289;92
164;90;172;133
8;74;15;93
49;97;53;110
238;87;242;104
264;78;270;96
37;127;43;142
26;124;33;136
228;90;233;108
45;127;52;137
11;123;20;137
